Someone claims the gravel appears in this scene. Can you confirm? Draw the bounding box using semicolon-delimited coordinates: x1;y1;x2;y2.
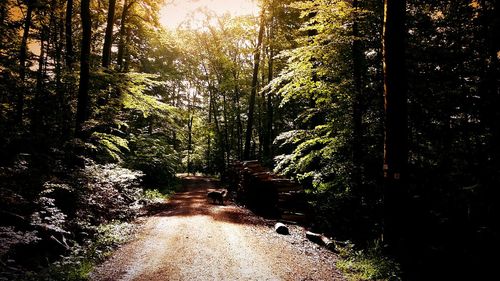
90;176;345;281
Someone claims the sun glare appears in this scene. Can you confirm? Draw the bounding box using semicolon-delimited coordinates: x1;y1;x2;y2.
160;0;259;29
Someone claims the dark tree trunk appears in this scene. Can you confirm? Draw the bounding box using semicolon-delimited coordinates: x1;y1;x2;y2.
65;0;74;69
187;115;193;174
102;0;117;68
479;0;500;167
17;1;34;125
123;26;131;71
382;0;408;248
263;12;275;163
222;91;231;166
32;28;46;135
117;0;129;71
56;8;71;138
207;82;212;172
234;82;243;160
351;0;364;194
244;10;265;160
209;85;223;167
55;7;64;87
75;0;92;135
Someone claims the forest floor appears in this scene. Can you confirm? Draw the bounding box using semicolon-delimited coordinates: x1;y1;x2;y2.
89;176;345;281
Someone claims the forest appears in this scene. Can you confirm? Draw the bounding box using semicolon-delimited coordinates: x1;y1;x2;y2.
0;0;498;280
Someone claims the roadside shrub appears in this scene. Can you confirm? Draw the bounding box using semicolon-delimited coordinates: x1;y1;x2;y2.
75;161;145;227
126;135;179;187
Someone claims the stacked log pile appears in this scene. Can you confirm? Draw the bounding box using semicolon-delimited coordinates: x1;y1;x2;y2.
228;160;309;224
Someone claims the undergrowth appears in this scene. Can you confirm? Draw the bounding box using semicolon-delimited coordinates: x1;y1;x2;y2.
0;157;179;281
25;221;138;281
335;241;401;281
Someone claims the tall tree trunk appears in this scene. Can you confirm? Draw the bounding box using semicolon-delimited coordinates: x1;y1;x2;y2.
117;0;129;71
489;0;500;168
187;115;193;174
75;0;92;135
55;6;64;86
32;28;46;135
263;11;275;162
382;0;408;248
207;87;213;173
56;9;70;138
222;91;231;166
479;0;500;168
102;0;117;67
17;1;34;125
351;0;364;195
209;86;223;169
123;26;131;71
234;81;243;160
65;0;74;69
244;9;265;160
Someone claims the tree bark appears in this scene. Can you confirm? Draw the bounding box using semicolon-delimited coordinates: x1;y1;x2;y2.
117;0;129;71
479;0;500;168
17;1;34;125
222;91;231;166
351;0;364;195
55;8;65;134
234;82;243;160
263;10;275;162
187;115;193;174
102;0;117;68
32;27;46;135
75;0;92;135
244;10;265;160
65;0;74;69
382;0;408;248
123;26;132;71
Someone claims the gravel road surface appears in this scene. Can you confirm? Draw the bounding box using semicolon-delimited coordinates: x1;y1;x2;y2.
90;176;345;281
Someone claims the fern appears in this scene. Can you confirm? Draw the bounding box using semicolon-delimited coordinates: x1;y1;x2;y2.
90;132;129;162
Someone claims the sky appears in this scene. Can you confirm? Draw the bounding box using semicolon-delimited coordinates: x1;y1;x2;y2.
159;0;259;29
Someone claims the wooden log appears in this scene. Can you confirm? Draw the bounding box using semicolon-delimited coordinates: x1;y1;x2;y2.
306;231;335;250
306;231;322;243
252;172;274;181
281;211;308;224
276;185;303;192
274;222;290;235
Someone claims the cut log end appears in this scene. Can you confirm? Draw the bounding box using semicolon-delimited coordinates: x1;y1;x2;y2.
274;222;290;235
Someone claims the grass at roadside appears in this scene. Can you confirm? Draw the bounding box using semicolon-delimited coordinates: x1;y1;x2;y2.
335;240;401;281
25;221;138;281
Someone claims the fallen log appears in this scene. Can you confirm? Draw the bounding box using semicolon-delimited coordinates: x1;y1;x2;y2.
281;211;307;224
306;231;335;250
274;222;290;235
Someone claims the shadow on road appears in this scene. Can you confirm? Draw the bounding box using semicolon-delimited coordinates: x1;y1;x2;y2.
151;176;271;226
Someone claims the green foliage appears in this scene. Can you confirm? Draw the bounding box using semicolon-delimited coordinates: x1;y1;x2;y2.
268;0;385;244
59;70;185;201
41;259;94;281
126;134;180;186
90;132;130;162
143;189;167;200
76;162;145;224
0;160;147;280
120;72;175;118
32;221;137;281
336;241;401;281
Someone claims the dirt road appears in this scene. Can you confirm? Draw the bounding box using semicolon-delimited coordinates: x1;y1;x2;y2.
90;176;345;281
